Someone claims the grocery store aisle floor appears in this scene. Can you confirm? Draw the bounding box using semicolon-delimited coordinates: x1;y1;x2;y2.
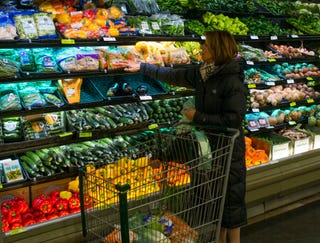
240;200;320;243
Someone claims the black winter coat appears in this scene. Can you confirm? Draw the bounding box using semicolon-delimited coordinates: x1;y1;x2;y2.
140;61;248;228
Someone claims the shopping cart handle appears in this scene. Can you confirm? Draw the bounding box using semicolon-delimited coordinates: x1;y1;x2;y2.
174;122;240;138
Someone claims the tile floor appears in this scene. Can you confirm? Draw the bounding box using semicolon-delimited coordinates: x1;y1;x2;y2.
240;200;320;243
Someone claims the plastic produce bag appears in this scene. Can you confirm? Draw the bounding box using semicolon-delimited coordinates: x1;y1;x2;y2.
19;87;46;109
0;84;21;111
22;116;48;140
0;57;20;77
33;12;57;39
0;11;17;40
13;10;39;39
2;117;22;142
32;48;59;73
17;48;36;72
43;111;66;136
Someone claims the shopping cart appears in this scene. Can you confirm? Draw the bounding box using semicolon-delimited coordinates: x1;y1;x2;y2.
79;124;239;243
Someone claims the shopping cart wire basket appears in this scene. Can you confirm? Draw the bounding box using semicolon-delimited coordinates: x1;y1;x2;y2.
79;124;239;243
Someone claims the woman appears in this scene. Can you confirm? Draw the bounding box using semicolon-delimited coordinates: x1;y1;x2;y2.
123;30;247;243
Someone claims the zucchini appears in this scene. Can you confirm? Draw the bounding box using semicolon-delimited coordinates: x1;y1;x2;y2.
20;155;38;171
21;161;36;178
25;151;41;164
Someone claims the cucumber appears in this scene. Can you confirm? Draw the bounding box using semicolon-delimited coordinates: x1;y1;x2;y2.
35;149;49;161
105;117;117;128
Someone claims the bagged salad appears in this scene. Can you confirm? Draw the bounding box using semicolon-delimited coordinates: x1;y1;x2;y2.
0;84;22;111
13;10;39;39
0;11;17;40
32;48;59;73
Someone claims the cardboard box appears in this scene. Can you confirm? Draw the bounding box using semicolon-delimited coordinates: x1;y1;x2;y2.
251;133;292;161
292;136;311;155
304;125;320;150
30;177;73;201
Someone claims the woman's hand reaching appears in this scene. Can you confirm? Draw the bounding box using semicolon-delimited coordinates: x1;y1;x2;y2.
122;60;141;72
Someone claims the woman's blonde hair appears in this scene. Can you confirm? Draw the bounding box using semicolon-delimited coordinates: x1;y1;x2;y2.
204;30;238;66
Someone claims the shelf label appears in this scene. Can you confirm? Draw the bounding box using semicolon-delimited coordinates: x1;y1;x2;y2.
246;60;254;65
293;137;310;155
148;124;158;130
265;81;275;86
61;39;75;45
307;99;315;103
79;132;92;138
59;132;73;138
248;83;256;89
200;35;206;40
139;95;152;101
291;34;299;38
306;77;314;81
268;58;277;62
251;108;260;113
290;102;296;107
103;37;116;42
272;142;290;160
313;135;320;149
0;183;2;189
287;79;294;84
288;120;296;125
250;35;259;40
9;227;27;235
270;35;278;40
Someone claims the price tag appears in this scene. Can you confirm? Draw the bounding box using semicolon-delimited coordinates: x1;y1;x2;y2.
148;124;158;130
9;227;27;235
268;58;277;62
61;39;75;45
248;83;256;89
200;35;206;40
290;102;296;107
287;79;294;84
79;132;92;138
307;99;315;103
0;183;2;189
306;77;314;81
252;108;260;113
103;37;116;42
289;121;296;125
250;35;259;40
139;95;152;101
265;81;275;86
59;132;73;138
270;35;278;40
291;34;299;38
246;60;254;65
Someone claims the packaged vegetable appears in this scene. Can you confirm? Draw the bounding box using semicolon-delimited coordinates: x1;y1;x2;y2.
19;87;46;109
0;86;21;111
44;111;66;135
32;48;59;73
0;57;20;77
33;12;57;39
23;115;48;140
13;11;39;39
0;11;17;40
58;78;83;104
56;48;78;72
17;48;36;72
2;117;22;142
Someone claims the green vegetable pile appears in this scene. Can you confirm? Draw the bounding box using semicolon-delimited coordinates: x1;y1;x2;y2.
207;0;257;13
255;0;293;16
240;16;300;36
287;15;320;35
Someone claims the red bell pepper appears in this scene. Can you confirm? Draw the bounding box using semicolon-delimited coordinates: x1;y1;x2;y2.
68;196;80;210
22;218;36;227
7;210;22;225
1;200;14;216
1;218;10;232
15;199;29;215
34;214;47;223
10;222;22;230
21;212;34;221
46;213;59;220
32;194;53;215
55;198;69;211
69;207;81;214
50;190;61;205
58;210;69;217
83;194;93;208
83;9;95;20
